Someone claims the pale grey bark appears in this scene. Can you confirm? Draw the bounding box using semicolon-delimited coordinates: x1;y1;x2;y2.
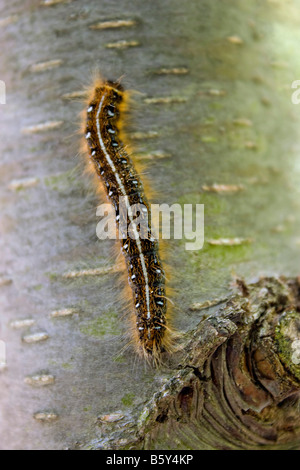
0;0;299;450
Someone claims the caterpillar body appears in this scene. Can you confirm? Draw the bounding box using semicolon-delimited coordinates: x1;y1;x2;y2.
82;78;171;362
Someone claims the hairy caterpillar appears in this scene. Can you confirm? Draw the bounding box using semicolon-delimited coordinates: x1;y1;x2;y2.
81;76;173;363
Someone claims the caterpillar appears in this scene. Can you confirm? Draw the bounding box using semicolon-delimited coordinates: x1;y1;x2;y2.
81;76;172;363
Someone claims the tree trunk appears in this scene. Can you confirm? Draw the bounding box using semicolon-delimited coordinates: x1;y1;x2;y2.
0;0;299;450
